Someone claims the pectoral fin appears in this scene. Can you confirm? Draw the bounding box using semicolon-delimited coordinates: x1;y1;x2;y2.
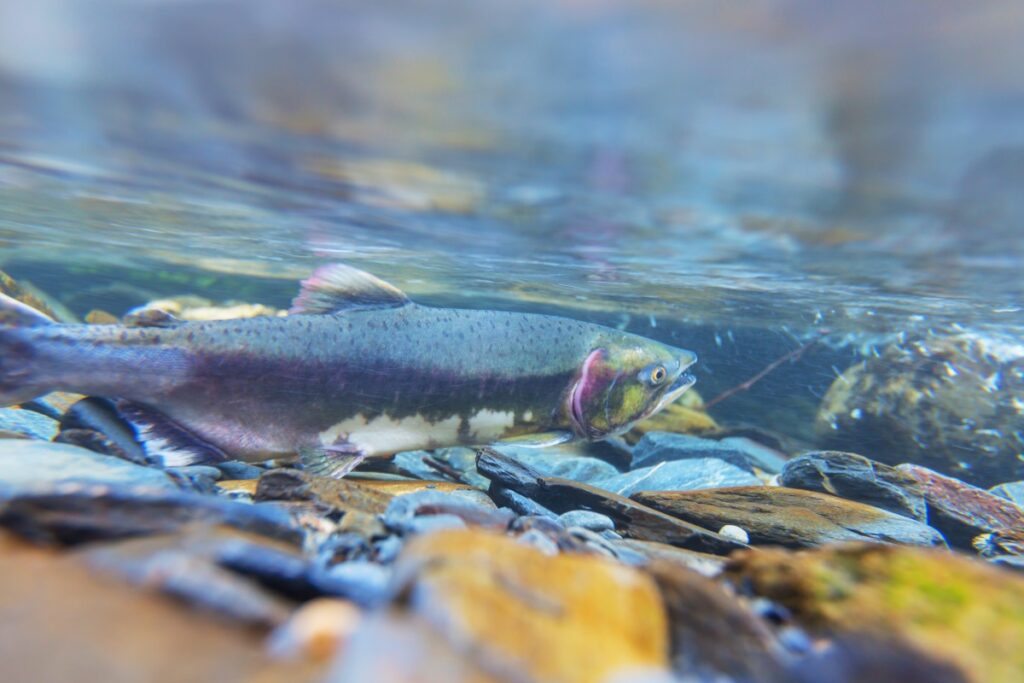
493;431;575;449
300;443;368;479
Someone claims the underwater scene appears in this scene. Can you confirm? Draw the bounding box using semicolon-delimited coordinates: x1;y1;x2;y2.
0;1;1023;681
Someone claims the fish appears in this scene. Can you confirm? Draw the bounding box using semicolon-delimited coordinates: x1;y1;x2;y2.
0;265;697;477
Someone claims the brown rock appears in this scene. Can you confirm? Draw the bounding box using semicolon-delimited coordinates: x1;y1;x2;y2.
646;560;784;682
634;487;945;548
255;469;396;515
333;528;671;683
625;393;720;444
0;532;325;683
267;598;362;662
898;464;1024;549
726;543;1024;683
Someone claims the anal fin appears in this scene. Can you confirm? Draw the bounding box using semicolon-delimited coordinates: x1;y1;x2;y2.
493;430;575;449
300;442;367;479
117;400;228;466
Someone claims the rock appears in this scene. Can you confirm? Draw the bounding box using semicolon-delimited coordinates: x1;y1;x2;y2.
476;447;746;555
727;543;1024;683
0;482;305;546
392;447;490;488
331;528;671;683
267;598;362;662
786;635;973;683
490;487;559;518
491;442;621;484
217;460;265;480
0;440;176;490
613;539;727;578
624;391;720;444
255;469;396;515
596;458;762;496
218;479;258;496
973;528;1024;559
898;464;1024;549
990;481;1024;506
312;561;393;607
82;530;295;628
0;407;59;441
632;432;788;474
0;532;326;683
559;510;615;533
634;487;946;548
780;451;927;521
166;465;223;481
383;489;514;535
646;560;784;682
815;331;1024;486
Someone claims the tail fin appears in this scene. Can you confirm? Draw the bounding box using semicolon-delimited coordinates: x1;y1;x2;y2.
0;292;57;406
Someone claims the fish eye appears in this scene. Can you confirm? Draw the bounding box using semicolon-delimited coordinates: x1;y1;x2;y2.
648;365;667;385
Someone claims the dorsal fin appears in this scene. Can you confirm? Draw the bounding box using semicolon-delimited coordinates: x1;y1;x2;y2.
290;264;409;315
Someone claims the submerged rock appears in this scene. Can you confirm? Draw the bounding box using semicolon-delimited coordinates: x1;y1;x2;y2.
727;543;1024;683
815;331;1024;487
476;447;745;554
0;532;325;683
595;458;762;496
0;440;176;491
624;391;720;443
780;451;927;521
646;559;785;682
989;481;1024;507
0;407;59;441
898;464;1024;549
634;487;945;548
0;481;305;546
632;432;788;474
331;528;671;683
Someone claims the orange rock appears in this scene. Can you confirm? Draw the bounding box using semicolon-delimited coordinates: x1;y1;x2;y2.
333;528;670;683
267;598;363;662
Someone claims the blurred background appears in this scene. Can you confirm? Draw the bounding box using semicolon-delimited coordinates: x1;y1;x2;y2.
0;0;1022;449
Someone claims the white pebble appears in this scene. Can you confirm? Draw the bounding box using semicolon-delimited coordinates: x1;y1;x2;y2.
718;524;749;544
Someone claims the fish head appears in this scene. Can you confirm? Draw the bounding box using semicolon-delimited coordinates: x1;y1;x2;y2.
568;335;697;440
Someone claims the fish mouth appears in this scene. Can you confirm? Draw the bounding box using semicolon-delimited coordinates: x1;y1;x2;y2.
650;354;698;415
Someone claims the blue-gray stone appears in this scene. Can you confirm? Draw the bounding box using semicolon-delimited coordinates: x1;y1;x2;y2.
217;460;264;480
989;481;1024;506
0;408;59;441
373;536;404;564
559;509;615;533
166;465;223;481
0;439;177;490
492;443;621;484
494;487;559;518
595;457;762;497
312;560;392;606
516;529;560;556
632;432;787;473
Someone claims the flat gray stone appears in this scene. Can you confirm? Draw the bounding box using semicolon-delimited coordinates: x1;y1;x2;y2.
989;481;1024;506
632;432;787;473
0;408;59;441
0;440;177;490
595;458;762;497
559;509;615;532
492;443;620;484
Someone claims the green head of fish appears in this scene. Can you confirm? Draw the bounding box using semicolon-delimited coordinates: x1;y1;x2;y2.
568;335;697;440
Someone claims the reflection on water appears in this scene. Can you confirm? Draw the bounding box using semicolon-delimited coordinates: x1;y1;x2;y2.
0;1;1021;393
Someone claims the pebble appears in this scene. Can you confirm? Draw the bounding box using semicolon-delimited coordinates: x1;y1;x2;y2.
718;524;750;544
383;489;514;534
490;487;559;518
559;510;615;533
595;458;762;497
517;528;560;556
166;465;223;481
266;598;362;662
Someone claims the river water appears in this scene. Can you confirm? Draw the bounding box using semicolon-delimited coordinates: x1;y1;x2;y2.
1;0;1022;448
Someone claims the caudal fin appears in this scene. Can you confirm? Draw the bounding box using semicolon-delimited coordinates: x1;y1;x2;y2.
0;292;57;406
